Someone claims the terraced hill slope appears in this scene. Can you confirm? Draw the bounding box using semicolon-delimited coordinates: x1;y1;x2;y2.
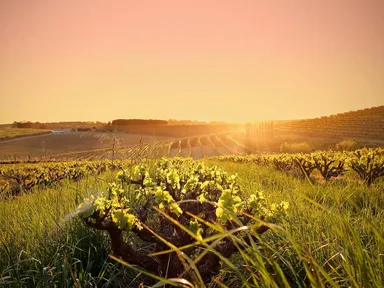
274;106;384;139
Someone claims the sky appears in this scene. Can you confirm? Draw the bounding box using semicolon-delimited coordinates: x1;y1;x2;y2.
0;0;384;123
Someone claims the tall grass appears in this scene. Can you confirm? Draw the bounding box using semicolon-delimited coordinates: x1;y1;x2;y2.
1;159;383;287
204;160;384;287
0;170;144;287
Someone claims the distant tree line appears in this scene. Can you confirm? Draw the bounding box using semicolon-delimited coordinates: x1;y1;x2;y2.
13;121;106;129
13;121;48;129
111;119;168;126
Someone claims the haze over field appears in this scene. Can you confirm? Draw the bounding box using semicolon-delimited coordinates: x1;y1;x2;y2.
1;0;384;123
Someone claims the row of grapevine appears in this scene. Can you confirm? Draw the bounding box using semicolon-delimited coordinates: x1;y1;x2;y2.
211;148;384;186
0;132;251;164
0;160;126;199
274;106;384;139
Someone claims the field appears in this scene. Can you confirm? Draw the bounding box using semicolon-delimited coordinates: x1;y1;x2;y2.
0;127;50;140
1;108;383;163
0;125;245;162
1;129;382;164
1;107;384;287
0;131;252;162
0;131;170;159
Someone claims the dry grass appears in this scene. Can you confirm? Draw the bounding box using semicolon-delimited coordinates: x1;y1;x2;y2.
0;127;50;140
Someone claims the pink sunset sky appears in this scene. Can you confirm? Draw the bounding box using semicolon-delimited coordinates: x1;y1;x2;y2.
0;0;383;123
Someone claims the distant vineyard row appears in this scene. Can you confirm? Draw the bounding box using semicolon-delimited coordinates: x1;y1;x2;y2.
274;106;384;139
0;132;251;163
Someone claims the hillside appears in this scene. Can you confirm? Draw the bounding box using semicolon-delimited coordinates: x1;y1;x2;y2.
274;106;384;139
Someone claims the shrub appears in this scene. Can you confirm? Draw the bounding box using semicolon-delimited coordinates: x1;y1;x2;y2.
348;148;384;186
293;154;316;179
311;151;347;180
76;158;288;284
280;142;312;154
335;139;356;151
266;154;296;173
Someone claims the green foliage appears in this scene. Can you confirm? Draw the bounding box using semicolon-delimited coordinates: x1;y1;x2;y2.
77;158;288;283
0;160;118;199
0;172;134;287
311;150;346;180
212;148;384;185
3;152;384;287
348;148;384;186
206;159;384;287
215;188;242;222
79;158;288;228
188;219;203;241
293;153;316;178
267;153;296;173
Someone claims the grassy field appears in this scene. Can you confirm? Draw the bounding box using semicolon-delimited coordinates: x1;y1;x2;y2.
0;127;50;140
1;157;383;287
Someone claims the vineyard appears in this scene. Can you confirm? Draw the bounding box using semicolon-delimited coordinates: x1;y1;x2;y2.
2;0;383;283
274;106;384;140
211;148;384;185
2;105;384;163
0;132;251;163
1;109;384;287
1;144;384;287
1;148;383;201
